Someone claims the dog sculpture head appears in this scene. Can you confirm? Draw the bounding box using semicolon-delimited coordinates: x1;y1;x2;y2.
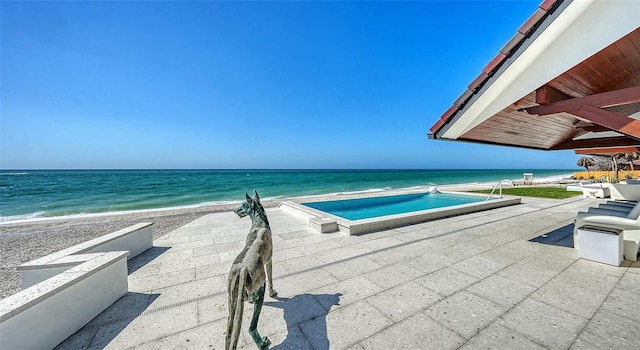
234;190;266;220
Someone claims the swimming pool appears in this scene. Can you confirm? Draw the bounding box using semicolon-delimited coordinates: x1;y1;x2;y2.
279;191;521;235
304;192;487;220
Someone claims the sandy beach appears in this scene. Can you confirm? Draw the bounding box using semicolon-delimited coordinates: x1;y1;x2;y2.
0;178;570;299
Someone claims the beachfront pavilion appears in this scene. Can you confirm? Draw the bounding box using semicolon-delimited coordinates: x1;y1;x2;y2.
428;0;640;155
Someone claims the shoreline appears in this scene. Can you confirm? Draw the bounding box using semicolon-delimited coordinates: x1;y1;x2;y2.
0;175;573;299
0;174;573;226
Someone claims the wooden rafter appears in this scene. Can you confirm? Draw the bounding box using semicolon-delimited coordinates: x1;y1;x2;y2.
550;136;640;150
525;86;640;115
579;125;612;132
575;146;640;155
571;105;640;140
535;85;571;105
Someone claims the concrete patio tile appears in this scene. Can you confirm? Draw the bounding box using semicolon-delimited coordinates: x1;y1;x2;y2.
557;263;621;295
271;246;307;262
357;311;466;350
499;298;588;349
598;287;640;322
277;251;337;274
452;238;497;256
212;232;244;245
404;251;458;274
537;243;580;259
450;255;509;279
129;263;161;279
477;247;523;267
573;309;640;349
323;256;383;281
279;229;318;240
275;268;339;296
530;277;608;319
414;267;480;297
423;290;507;339
194;262;233;280
466;274;537;309
360;236;406;251
497;253;575;288
485;241;541;261
150;248;193;264
134;321;219;350
616;271;640;292
129;268;196;293
569;338;605;350
196;292;228;324
310;275;383;311
361;263;425;290
299;300;393;350
193;241;243;257
94;304;199;349
324;245;373;261
460;323;547;350
366;281;443;322
296;237;345;255
271;236;304;251
149;276;226;308
571;257;629;277
158;254;222;275
365;247;422;267
168;238;215;252
57;292;158;349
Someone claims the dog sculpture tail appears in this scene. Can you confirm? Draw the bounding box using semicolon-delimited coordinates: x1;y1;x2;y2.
226;267;247;350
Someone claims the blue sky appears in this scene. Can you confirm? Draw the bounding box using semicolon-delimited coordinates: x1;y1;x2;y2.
1;0;576;170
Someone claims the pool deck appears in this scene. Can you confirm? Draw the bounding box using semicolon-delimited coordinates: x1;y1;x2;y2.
56;195;640;349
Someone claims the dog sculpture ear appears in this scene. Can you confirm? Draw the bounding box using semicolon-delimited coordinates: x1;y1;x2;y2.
253;190;260;203
245;192;253;204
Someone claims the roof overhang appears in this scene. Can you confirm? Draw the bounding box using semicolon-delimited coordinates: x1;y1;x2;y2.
429;0;640;155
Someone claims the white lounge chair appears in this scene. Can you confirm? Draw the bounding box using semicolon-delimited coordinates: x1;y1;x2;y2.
574;203;640;261
580;182;610;198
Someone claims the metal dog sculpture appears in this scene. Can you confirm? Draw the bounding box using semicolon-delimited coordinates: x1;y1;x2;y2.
226;190;277;350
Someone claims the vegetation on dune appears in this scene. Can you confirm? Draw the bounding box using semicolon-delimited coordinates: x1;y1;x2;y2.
470;187;582;199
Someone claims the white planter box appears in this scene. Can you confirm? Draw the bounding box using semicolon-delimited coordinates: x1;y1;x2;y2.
578;225;623;266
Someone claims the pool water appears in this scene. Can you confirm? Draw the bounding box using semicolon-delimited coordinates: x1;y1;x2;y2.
304;192;488;220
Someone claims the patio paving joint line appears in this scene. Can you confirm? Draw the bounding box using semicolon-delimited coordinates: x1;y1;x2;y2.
81;290;227;331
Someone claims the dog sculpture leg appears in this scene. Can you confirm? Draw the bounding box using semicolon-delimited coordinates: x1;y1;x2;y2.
266;260;277;297
249;283;270;349
225;267;245;350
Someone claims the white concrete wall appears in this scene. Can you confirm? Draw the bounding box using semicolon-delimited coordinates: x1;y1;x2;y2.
0;252;129;350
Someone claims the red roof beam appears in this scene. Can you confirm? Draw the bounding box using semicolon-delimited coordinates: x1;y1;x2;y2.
575;147;640;155
572;105;640;141
525;86;640;115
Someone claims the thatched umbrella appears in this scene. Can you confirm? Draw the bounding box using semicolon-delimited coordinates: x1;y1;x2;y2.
577;156;596;178
615;152;640;171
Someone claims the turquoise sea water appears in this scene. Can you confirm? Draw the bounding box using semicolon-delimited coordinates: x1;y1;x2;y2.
0;169;574;222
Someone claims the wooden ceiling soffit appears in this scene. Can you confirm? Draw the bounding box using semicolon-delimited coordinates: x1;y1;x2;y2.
575;147;640;155
524;86;640;140
550;136;640;150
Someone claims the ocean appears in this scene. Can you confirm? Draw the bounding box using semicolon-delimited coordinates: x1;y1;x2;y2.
0;169;574;222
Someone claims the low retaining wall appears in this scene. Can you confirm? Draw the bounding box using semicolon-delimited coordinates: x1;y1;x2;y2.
0;222;154;350
18;222;153;288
